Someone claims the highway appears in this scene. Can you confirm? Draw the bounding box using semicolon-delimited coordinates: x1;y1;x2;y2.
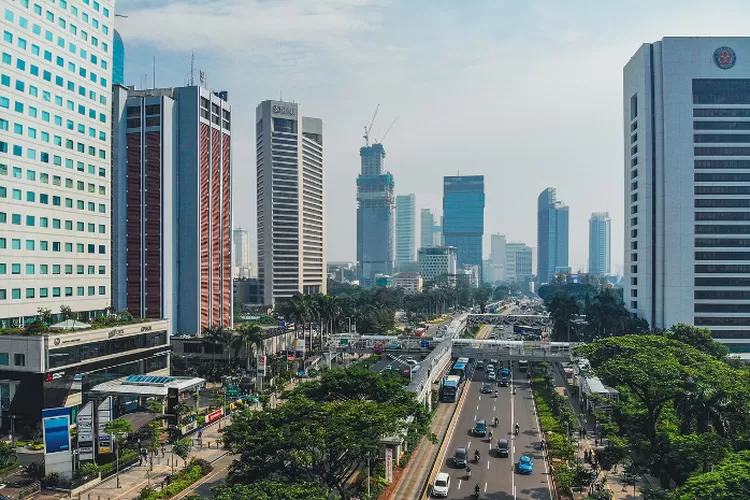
434;358;553;499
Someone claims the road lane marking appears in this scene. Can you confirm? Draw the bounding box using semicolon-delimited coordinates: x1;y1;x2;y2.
484;482;488;492
486;460;490;469
468;441;472;450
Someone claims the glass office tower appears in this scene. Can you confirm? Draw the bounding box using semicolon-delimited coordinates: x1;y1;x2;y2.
442;176;485;273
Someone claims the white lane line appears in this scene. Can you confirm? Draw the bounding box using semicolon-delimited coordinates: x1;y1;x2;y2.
486;460;490;469
493;405;496;412
458;478;462;489
484;482;488;493
468;441;472;450
513;484;517;499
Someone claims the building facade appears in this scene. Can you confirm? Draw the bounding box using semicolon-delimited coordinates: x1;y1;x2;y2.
233;229;250;268
256;100;326;305
418;246;457;283
505;242;533;283
393;272;422;295
537;187;569;283
624;37;750;342
0;0;115;327
356;143;394;287
420;208;434;249
442;176;485;272
111;86;232;335
589;212;611;276
396;194;415;268
489;233;507;282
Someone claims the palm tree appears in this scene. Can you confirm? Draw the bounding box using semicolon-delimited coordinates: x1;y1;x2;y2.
235;322;265;371
202;324;234;368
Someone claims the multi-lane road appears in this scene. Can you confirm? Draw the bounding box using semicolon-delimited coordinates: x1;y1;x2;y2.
434;359;553;499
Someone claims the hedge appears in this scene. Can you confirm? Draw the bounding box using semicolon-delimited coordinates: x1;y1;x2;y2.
139;460;212;500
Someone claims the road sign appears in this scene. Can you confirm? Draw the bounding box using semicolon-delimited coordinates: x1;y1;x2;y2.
339;339;349;345
420;340;429;348
226;385;240;398
385;447;393;483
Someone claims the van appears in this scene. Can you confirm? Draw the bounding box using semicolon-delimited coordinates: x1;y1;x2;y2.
497;439;509;457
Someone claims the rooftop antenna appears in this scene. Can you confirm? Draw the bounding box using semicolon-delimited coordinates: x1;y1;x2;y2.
153;56;156;88
363;104;380;147
189;51;195;86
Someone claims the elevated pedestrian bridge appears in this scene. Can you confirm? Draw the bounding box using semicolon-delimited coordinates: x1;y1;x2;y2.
466;313;551;327
326;334;578;362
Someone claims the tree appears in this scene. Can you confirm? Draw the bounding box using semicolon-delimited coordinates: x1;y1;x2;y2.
59;305;75;321
104;418;133;458
473;287;492;313
675;450;750;499
546;295;580;342
172;437;193;469
665;323;729;360
0;442;16;468
235;322;265;371
203;325;234;367
210;481;331;500
37;307;53;325
223;397;406;499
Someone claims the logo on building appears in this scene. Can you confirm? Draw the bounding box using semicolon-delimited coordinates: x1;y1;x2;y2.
272;104;295;116
53;337;61;346
713;47;736;69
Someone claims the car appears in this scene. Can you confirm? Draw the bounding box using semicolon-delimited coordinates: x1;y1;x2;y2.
480;383;494;394
432;472;450;497
517;455;533;474
486;364;495;373
406;357;418;366
490;358;499;366
500;368;510;378
473;419;488;437
499;377;509;387
476;360;484;370
487;371;496;381
453;447;468;467
497;439;509;457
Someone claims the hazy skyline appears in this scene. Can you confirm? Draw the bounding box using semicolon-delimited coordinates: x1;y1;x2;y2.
116;0;750;274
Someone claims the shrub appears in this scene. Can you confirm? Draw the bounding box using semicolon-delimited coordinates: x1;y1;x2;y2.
75;462;100;479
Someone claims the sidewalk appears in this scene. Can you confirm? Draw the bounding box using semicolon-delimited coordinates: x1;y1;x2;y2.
551;365;649;500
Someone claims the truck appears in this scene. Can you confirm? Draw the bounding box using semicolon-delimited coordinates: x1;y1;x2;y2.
519;360;529;372
441;375;462;402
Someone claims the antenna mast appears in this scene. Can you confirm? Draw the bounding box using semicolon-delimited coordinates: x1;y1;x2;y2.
189;52;195;86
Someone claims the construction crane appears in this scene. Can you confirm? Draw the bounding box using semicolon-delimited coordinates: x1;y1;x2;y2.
376;117;399;144
363;104;380;147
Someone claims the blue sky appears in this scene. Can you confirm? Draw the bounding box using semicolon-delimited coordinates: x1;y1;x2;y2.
116;0;750;273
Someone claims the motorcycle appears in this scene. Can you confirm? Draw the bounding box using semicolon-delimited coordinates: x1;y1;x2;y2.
466;467;472;480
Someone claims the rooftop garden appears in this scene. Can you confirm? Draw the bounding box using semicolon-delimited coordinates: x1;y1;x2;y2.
0;307;158;336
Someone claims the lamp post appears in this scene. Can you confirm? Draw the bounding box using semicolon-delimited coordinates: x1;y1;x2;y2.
115;438;121;488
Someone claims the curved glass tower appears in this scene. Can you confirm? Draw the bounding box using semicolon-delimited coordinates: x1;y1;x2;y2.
113;30;125;85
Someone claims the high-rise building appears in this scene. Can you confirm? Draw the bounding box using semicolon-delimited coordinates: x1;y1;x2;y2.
589;212;611;276
357;143;394;287
433;223;444;247
113;30;125;86
443;176;485;272
537;188;569;283
111;86;233;334
506;243;533;283
233;229;251;268
420;209;435;249
624;37;750;340
396;194;416;268
256;100;326;305
0;0;114;327
489;233;507;282
418;246;457;283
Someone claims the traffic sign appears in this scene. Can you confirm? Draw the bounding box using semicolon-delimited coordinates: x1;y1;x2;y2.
420;340;429;348
226;385;240;398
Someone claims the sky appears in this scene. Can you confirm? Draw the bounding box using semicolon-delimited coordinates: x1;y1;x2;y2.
115;0;750;275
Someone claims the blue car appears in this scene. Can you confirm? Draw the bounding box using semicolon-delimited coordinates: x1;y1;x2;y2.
517;455;533;474
473;419;487;437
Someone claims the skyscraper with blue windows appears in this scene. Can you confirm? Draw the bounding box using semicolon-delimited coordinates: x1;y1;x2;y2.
357;143;395;287
113;29;124;85
442;176;485;274
537;187;570;284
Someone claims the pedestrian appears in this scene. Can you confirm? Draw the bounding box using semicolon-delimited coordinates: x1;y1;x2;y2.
161;444;165;458
595;438;598;447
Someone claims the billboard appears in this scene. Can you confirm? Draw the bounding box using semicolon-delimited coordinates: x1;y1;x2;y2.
97;397;113;454
257;355;266;377
76;401;94;460
42;407;71;455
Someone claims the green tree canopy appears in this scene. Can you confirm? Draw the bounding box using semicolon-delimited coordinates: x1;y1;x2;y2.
210;481;331;500
675;450;750;500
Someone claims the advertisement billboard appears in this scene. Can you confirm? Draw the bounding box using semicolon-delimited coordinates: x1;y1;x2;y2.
76;401;94;461
257;355;266;377
97;397;113;454
42;407;71;455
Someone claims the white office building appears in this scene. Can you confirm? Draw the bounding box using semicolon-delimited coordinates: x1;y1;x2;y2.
418;246;457;284
233;229;250;268
256;100;326;305
624;37;750;341
588;212;611;276
505;242;533;283
0;0;115;327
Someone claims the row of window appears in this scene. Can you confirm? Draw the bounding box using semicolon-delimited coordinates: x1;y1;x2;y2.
696;264;750;273
0;237;106;254
694;121;750;130
695;290;750;300
0;185;107;213
0;212;106;233
696;251;750;260
695;160;750;169
10;1;111;54
0;285;106;300
695;317;750;327
0;162;107;187
0;135;106;163
695;134;750;143
696;225;750;234
695;212;750;221
694;108;750;117
695;186;750;195
695;198;750;208
0;262;106;275
0;78;107;141
696;238;750;247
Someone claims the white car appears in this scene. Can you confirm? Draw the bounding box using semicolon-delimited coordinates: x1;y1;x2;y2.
488;371;497;381
406;357;418;366
433;472;450;497
486;364;495;373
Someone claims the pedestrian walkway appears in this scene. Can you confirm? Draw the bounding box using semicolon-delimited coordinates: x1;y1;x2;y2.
551;365;651;500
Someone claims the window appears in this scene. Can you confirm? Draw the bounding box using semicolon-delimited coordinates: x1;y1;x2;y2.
13;354;25;367
65;287;72;297
25;264;34;275
11;289;20;300
11;264;20;275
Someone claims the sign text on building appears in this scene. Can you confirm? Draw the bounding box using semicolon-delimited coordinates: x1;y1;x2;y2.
272;104;295;116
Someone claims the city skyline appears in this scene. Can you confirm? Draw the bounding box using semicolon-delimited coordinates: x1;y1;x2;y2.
110;0;750;274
